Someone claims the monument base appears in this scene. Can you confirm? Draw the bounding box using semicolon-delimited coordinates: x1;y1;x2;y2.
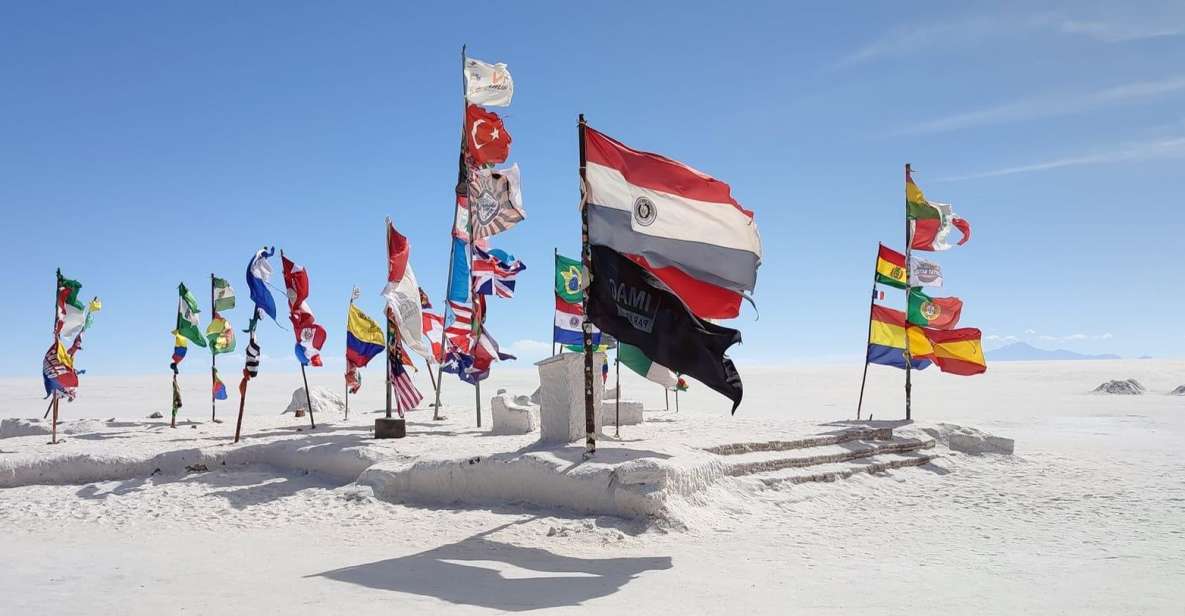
375;418;406;439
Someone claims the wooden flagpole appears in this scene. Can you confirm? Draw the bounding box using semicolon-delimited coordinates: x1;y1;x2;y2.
234;361;248;443
50;271;60;443
904;163;913;421
856;247;881;420
170;369;178;428
384;220;395;419
578;113;596;457
210;273;218;422
345;288;355;421
432;44;471;421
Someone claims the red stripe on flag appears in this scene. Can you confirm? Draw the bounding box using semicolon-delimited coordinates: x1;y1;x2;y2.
624;254;743;319
583;126;752;218
877;243;906;267
555;295;582;314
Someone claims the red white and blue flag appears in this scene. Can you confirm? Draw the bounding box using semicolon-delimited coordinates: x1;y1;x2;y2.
388;342;422;417
444;300;473;352
281;253;327;367
472;246;526;298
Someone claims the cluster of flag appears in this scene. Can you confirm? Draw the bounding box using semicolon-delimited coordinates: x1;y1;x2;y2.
865;168;986;377
44;270;101;402
580;122;761;413
435;53;524;389
170;273;239;416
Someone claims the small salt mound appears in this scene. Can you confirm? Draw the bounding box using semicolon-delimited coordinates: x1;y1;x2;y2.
921;422;1014;455
1170;385;1185;396
285;387;346;415
1092;379;1145;395
0;417;109;438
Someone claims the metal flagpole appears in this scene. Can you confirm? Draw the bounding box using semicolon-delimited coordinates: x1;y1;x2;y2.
614;353;621;437
300;360;316;429
552;247;558;357
210;273;218;423
904;163;913;421
578;114;597;457
856;247;881;420
665;388;669;412
345;288;355;420
675;387;680;413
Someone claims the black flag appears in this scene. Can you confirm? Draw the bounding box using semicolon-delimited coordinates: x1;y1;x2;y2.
586;245;743;413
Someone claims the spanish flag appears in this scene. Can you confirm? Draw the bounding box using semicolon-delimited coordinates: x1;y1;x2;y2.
926;327;987;376
875;244;908;289
868;305;986;375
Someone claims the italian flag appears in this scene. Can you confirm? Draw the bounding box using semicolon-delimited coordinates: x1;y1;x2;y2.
907;168;970;252
618;342;677;388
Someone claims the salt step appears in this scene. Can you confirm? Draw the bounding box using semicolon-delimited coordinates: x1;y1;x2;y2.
749;451;940;485
704;427;893;456
719;437;934;476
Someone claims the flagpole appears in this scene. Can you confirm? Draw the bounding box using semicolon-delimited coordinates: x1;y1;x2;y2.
614;353;620;438
281;249;316;431
234;315;258;444
170;366;179;429
210;273;217;423
578;113;596;457
904;163;913;422
552;247;558;357
461;46;484;429
50;271;59;444
432;43;470;421
345;289;354;421
856;248;881;420
665;388;669;412
385;221;394;418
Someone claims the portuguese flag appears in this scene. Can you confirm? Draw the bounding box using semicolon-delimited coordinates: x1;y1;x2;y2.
907;167;970;252
907;288;963;330
875;244;908;289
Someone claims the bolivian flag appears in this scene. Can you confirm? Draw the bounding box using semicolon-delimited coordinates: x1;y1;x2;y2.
868;305;986;375
868;305;932;370
875;244;908;289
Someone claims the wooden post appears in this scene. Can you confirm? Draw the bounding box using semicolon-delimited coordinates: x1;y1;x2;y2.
51;395;59;444
432;44;470;421
856;247;882;421
234;373;247;443
210;273;217;422
578;114;596;457
904;164;913;421
170;370;178;428
665;387;670;412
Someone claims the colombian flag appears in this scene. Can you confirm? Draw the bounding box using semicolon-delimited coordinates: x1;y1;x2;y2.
345;304;384;368
875;244;908;289
171;332;188;366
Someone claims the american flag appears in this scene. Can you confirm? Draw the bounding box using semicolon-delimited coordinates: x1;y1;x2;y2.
445;300;473;351
472;246;526;298
388;343;422;417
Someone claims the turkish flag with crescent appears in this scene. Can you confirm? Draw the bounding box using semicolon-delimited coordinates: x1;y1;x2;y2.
466;104;511;165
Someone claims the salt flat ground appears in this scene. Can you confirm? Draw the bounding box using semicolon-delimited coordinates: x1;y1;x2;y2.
1;359;1183;615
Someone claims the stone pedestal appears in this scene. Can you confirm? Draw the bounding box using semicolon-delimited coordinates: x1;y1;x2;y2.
535;351;606;444
375;418;406;439
491;393;539;435
601;399;644;426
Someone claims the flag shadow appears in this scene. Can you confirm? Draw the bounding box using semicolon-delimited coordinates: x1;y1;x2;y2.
312;526;671;611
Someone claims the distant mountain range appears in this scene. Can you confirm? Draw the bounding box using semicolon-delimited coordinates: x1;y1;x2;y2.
986;342;1122;362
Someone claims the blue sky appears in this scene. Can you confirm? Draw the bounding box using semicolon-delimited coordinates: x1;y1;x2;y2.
2;1;1183;377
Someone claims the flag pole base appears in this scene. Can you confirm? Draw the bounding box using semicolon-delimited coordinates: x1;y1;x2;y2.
375;418;406;439
293;409;306;418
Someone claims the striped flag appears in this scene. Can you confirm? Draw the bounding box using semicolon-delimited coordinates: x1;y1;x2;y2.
445;300;473;351
389;344;422;417
239;329;260;396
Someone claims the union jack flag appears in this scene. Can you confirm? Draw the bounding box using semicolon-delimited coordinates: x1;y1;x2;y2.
472;246;526;298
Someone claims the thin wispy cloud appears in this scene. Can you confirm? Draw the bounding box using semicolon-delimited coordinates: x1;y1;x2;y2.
936;136;1185;181
894;76;1185;136
838;11;1184;66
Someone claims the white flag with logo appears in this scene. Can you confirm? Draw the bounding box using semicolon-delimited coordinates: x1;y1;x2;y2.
464;57;513;107
910;257;943;288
